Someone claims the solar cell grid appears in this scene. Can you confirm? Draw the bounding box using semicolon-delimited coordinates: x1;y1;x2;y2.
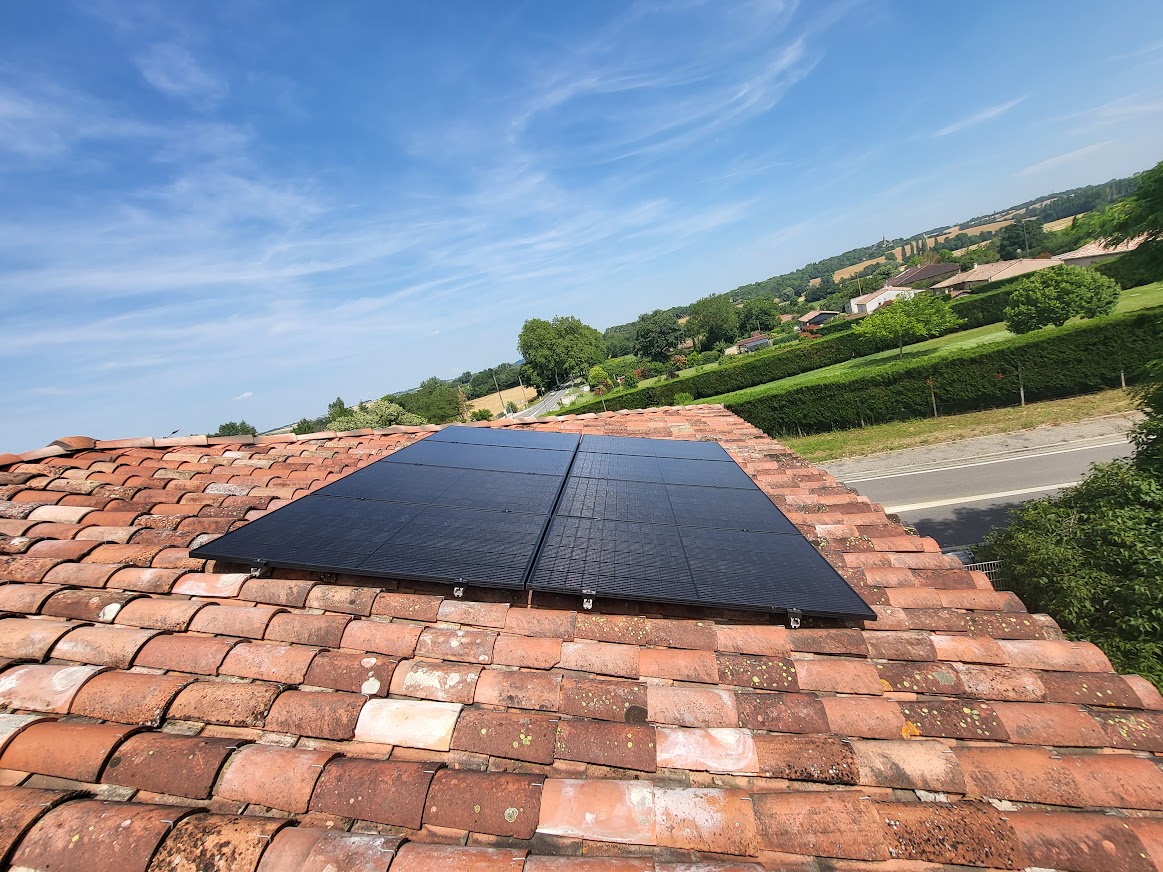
193;427;875;621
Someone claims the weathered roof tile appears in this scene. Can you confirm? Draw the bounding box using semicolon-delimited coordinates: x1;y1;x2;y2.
0;720;137;781
69;670;190;726
103;732;238;799
217;743;335;812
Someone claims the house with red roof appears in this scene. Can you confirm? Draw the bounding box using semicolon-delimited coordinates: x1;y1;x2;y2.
0;407;1161;870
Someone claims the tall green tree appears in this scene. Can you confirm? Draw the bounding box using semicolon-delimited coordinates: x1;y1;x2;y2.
1101;157;1163;286
853;293;962;357
739;297;781;333
393;377;460;424
517;316;606;390
327;397;347;420
1003;265;1119;334
685;294;740;349
997;218;1045;260
632;309;684;361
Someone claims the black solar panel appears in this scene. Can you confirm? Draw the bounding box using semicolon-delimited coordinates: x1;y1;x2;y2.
193;427;874;621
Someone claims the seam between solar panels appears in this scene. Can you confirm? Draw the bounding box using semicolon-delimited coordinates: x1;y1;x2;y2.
522;434;586;590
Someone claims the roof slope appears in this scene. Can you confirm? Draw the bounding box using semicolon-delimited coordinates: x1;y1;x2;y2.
1;407;1162;871
1058;235;1147;261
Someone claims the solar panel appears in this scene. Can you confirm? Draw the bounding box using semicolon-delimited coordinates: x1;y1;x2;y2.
193;427;874;621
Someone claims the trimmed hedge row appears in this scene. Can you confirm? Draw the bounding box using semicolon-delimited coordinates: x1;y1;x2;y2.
564;286;1016;415
727;307;1162;436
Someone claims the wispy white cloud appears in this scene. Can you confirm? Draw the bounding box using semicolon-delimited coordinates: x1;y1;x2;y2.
932;97;1025;137
233;391;253;400
135;43;225;108
1016;141;1114;176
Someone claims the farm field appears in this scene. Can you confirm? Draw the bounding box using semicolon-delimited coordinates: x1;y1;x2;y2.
468;384;536;416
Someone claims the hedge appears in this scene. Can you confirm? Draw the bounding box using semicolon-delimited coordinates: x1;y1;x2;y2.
727;307;1162;436
564;286;1016;415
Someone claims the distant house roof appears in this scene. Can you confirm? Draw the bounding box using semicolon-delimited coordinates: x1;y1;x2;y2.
778;313;795;323
736;332;771;349
1;409;1162;868
798;309;841;323
1058;235;1146;263
889;262;960;286
850;286;909;306
933;258;1060;289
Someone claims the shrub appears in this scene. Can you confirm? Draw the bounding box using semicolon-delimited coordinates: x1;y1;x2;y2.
621;371;639;389
670;354;688;369
212;420;257;437
673;392;695;405
726;307;1162;436
505;401;519;414
329;399;425;430
978;461;1163;687
587;365;613;392
1003;265;1119;334
470;408;494;421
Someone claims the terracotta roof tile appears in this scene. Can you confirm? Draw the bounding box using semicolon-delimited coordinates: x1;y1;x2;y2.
493;634;563;669
878;800;1019;867
390;843;527;872
264;689;365;739
503;607;577;640
477;669;562;712
656;727;758;775
41;588;143;622
134;633;236;674
0;720;137;781
51;624;158;668
189;604;283;639
168;679;282;727
219;641;319;684
451;709;560;765
102;732;238;799
147;813;288;872
753;791;887;861
647;687;737;728
265;612;351;648
437;599;511;628
554;720;656;772
416;627;498;664
425;769;545;838
390;660;481;703
106;566;184;592
0;617;80;661
69;670;191;726
372;591;443;622
0;785;75;863
654;786;757;855
10;799;197;872
353;698;462;751
308;757;437;828
302;650;396;696
115;597;206;631
41;561;122;587
537;779;655;845
0;583;63;614
341;619;422;657
305;583;378;615
559;641;640;678
255;827;401;872
217;743;335;812
0;663;103;712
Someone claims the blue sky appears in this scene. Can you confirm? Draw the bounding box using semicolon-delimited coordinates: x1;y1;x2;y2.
2;1;1162;450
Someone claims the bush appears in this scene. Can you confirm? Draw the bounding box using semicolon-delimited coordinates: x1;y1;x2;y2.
978;461;1163;687
1003;265;1119;334
621;371;639;389
727;307;1162;435
587;365;613;392
470;408;494;421
212;420;258;437
673;392;695;405
505;401;518;414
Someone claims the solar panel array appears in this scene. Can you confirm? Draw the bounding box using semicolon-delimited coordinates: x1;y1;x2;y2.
192;426;875;620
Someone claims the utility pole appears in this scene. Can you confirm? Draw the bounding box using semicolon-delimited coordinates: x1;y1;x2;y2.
491;369;504;417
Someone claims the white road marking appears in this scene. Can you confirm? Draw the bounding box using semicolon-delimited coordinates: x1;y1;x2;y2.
885;481;1079;514
845;440;1128;483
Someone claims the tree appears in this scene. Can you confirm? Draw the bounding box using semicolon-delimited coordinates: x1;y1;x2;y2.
587;365;612;392
328;399;425;430
518;316;606;390
212;420;257;437
393;377;460;424
1101;157;1163;287
603;324;636;358
470;408;493;421
739;297;780;333
685;294;740;349
853;293;962;357
630;310;684;362
1131;358;1163;477
327;397;347;420
997;218;1045;260
505;401;519;414
1003;265;1119;334
884;250;897;263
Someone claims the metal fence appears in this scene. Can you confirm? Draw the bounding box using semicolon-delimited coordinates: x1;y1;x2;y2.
964;559;1005;586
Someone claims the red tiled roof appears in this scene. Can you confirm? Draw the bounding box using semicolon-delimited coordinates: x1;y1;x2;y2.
1;407;1161;871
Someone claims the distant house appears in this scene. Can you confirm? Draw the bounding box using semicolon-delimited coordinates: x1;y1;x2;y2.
933;258;1061;292
1057;236;1146;267
735;331;772;353
846;286;912;316
888;262;960;287
796;310;841;331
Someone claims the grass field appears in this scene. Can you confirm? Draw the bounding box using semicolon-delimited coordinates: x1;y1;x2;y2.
783;389;1139;462
702;281;1163;406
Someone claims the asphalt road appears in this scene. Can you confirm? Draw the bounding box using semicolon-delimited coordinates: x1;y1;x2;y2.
512;387;571;419
824;417;1138;549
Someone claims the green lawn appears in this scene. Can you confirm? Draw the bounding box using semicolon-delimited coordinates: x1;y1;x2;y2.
702;282;1163;406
